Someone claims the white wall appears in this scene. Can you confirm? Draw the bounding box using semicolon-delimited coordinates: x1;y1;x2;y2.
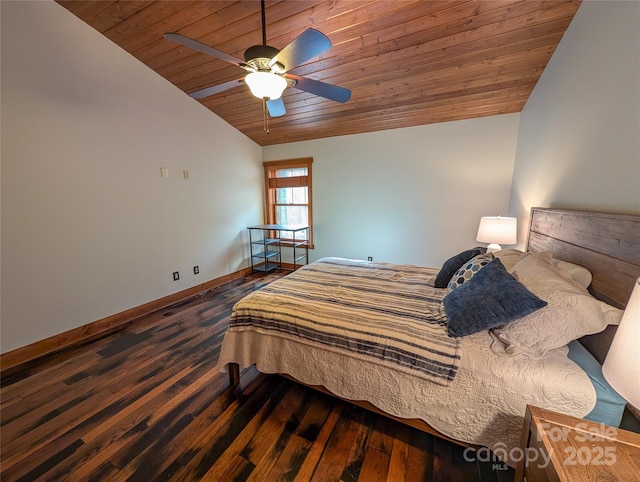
0;1;263;353
263;114;520;267
11;0;633;355
509;0;640;245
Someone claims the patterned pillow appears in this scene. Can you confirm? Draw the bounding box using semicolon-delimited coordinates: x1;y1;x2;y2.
447;252;494;291
434;247;487;288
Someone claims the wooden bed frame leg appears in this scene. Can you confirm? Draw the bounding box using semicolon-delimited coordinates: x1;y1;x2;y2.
228;362;240;388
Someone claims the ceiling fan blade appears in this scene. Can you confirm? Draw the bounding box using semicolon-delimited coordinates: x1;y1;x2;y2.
270;29;331;71
189;78;245;100
267;98;286;117
286;74;351;103
164;33;250;70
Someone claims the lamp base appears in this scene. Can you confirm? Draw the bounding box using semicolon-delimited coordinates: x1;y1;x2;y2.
486;243;501;253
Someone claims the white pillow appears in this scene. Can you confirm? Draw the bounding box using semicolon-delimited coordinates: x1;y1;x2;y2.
551;259;592;289
494;250;593;288
493;249;525;270
490;252;623;358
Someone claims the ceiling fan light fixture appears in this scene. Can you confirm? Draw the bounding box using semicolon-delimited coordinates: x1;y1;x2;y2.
245;71;287;100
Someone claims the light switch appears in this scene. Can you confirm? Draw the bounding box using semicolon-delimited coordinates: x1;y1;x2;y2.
160;167;169;178
183;169;190;180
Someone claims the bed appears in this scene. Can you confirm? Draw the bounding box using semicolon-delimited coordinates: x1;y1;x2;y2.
217;208;640;466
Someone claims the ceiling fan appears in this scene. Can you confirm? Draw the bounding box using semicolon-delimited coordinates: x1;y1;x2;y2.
164;0;351;121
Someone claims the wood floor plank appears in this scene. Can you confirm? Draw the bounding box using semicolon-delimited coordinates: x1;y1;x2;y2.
433;435;479;482
293;401;342;482
8;438;86;482
88;364;196;443
356;446;391;482
338;407;373;482
45;366;229;481
309;408;368;481
44;425;142;482
0;272;514;481
263;432;313;481
294;391;334;443
85;361;221;443
3;363;213;480
243;384;314;481
368;415;396;455
386;424;411;481
405;429;435;482
205;453;255;482
0;351;102;409
120;381;238;481
164;375;289;481
178;376;288;481
0;381;68;423
1;347;203;469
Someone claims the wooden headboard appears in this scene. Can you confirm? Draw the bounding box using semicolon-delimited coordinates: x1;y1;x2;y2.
526;208;640;363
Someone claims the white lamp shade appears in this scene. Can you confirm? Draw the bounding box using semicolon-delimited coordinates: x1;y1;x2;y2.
603;277;640;409
476;216;517;247
244;71;287;100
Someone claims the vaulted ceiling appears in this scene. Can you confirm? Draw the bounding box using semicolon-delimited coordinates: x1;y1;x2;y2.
57;1;581;146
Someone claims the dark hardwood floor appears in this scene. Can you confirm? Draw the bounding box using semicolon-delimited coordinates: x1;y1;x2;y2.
1;272;514;481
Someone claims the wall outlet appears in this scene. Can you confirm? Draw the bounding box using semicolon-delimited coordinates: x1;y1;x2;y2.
193;266;199;275
173;271;179;281
367;256;373;262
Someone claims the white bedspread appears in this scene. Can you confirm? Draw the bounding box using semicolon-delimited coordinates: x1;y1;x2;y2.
218;329;595;466
217;260;597;467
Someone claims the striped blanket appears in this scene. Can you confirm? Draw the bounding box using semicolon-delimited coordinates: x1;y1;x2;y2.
227;257;461;385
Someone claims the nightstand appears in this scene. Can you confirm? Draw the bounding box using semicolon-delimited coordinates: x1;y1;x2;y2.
514;405;640;482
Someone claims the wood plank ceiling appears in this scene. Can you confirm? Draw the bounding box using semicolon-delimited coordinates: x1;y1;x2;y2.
56;1;581;146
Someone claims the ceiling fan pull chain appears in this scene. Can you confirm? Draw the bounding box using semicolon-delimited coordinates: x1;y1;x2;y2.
263;98;270;134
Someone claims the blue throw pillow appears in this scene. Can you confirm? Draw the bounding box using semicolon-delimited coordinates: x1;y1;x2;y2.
444;259;547;337
434;247;487;288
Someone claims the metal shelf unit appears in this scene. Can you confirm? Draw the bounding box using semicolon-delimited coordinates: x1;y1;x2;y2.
248;224;309;275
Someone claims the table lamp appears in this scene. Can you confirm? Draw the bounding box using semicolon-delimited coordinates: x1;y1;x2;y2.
476;216;517;252
603;277;640;411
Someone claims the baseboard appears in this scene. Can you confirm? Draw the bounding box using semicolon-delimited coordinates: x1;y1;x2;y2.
0;267;252;376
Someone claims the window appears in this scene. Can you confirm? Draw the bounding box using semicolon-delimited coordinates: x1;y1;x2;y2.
264;157;313;247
